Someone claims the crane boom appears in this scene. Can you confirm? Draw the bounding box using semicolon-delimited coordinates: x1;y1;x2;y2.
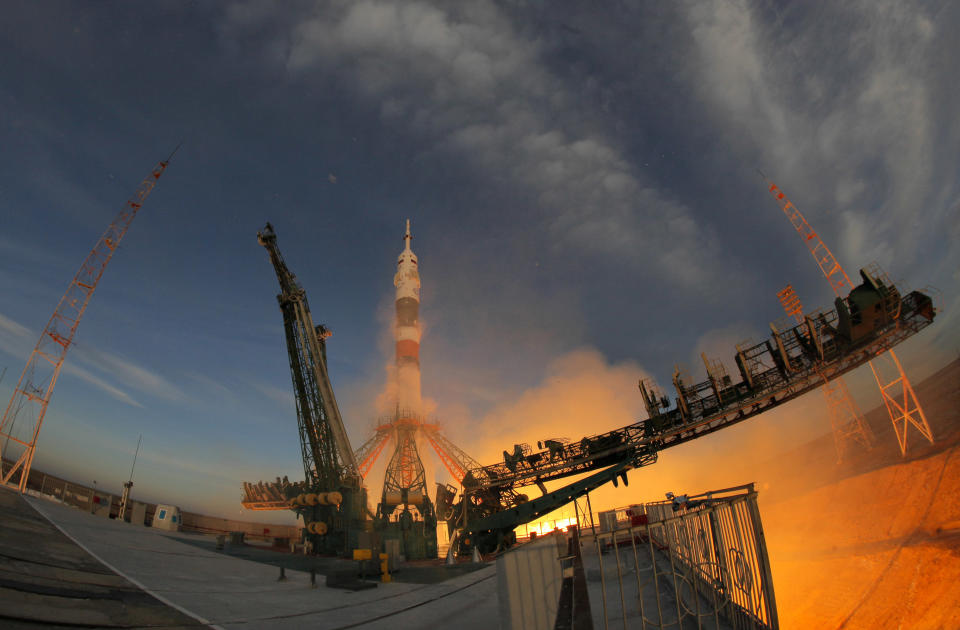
764;178;934;456
257;224;358;487
0;156;172;492
765;181;854;295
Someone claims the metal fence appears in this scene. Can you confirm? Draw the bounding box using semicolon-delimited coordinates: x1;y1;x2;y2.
498;531;570;629
40;476;95;512
583;484;777;630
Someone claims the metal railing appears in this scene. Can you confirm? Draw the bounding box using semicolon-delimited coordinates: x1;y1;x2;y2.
39;475;95;512
583;484;777;630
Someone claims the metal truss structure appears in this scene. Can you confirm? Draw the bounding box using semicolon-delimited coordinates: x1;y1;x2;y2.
354;425;392;479
258;224;359;489
764;180;934;456
379;416;428;503
255;225;365;554
0;155;173;492
448;271;936;552
778;283;873;462
421;424;482;483
870;349;934;455
241;478;294;511
240;399;479;515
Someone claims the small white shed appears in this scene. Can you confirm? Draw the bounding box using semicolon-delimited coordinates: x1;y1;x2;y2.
151;504;182;531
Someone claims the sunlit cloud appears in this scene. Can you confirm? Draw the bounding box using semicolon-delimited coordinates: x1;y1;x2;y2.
72;344;185;402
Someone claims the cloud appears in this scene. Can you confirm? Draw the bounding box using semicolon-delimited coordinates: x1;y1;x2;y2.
0;311;164;408
219;1;723;289
60;363;143;408
72;345;185;402
683;1;955;274
251;380;295;409
441;347;650;467
182;370;236;400
0;311;33;354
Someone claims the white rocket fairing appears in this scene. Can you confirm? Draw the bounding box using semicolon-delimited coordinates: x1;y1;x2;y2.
394;220;422;417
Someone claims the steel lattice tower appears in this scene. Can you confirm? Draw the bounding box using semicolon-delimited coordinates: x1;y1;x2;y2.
0;155;173;492
765;180;934;456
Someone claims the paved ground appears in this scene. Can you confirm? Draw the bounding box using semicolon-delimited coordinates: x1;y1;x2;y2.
10;492;497;629
580;533;733;630
0;484;203;629
171;534;488;585
758;359;960;629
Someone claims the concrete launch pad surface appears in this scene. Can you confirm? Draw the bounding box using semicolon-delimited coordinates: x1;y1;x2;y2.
759;359;960;629
11;492;497;629
0;485;202;628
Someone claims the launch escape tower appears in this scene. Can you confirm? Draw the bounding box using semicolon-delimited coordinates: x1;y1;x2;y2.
256;224;367;555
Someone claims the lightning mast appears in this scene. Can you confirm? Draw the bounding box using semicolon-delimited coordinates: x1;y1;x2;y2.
765;181;934;455
0;155;173;492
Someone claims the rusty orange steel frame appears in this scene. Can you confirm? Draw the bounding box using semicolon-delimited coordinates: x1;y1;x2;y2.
765;179;934;456
242;417;477;510
0;156;173;492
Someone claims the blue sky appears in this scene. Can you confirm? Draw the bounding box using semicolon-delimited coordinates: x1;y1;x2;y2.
1;1;957;521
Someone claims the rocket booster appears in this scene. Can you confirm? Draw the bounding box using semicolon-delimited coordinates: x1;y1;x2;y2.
394;220;422;417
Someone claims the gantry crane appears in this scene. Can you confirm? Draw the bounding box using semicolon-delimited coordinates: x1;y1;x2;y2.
441;272;936;553
764;180;934;455
255;223;367;554
0;154;174;492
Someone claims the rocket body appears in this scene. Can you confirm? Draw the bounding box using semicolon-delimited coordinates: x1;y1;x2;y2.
394;220;421;418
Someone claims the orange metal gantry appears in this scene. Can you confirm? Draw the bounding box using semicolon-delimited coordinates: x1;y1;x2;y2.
0;154;174;491
764;179;934;456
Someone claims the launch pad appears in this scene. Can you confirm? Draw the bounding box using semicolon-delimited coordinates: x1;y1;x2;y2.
373;412;439;561
243;215;939;562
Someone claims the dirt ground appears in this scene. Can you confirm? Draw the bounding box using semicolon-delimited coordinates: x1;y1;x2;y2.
756;360;960;629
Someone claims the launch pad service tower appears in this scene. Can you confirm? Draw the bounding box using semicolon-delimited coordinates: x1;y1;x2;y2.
374;220;438;560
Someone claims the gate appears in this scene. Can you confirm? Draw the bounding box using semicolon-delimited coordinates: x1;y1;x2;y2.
582;484;777;629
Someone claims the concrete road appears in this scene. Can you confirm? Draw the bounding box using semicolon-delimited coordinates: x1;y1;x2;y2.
0;485;203;628
21;493;498;629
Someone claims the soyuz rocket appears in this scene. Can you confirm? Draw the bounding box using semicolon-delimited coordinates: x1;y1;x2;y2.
394;220;422;417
